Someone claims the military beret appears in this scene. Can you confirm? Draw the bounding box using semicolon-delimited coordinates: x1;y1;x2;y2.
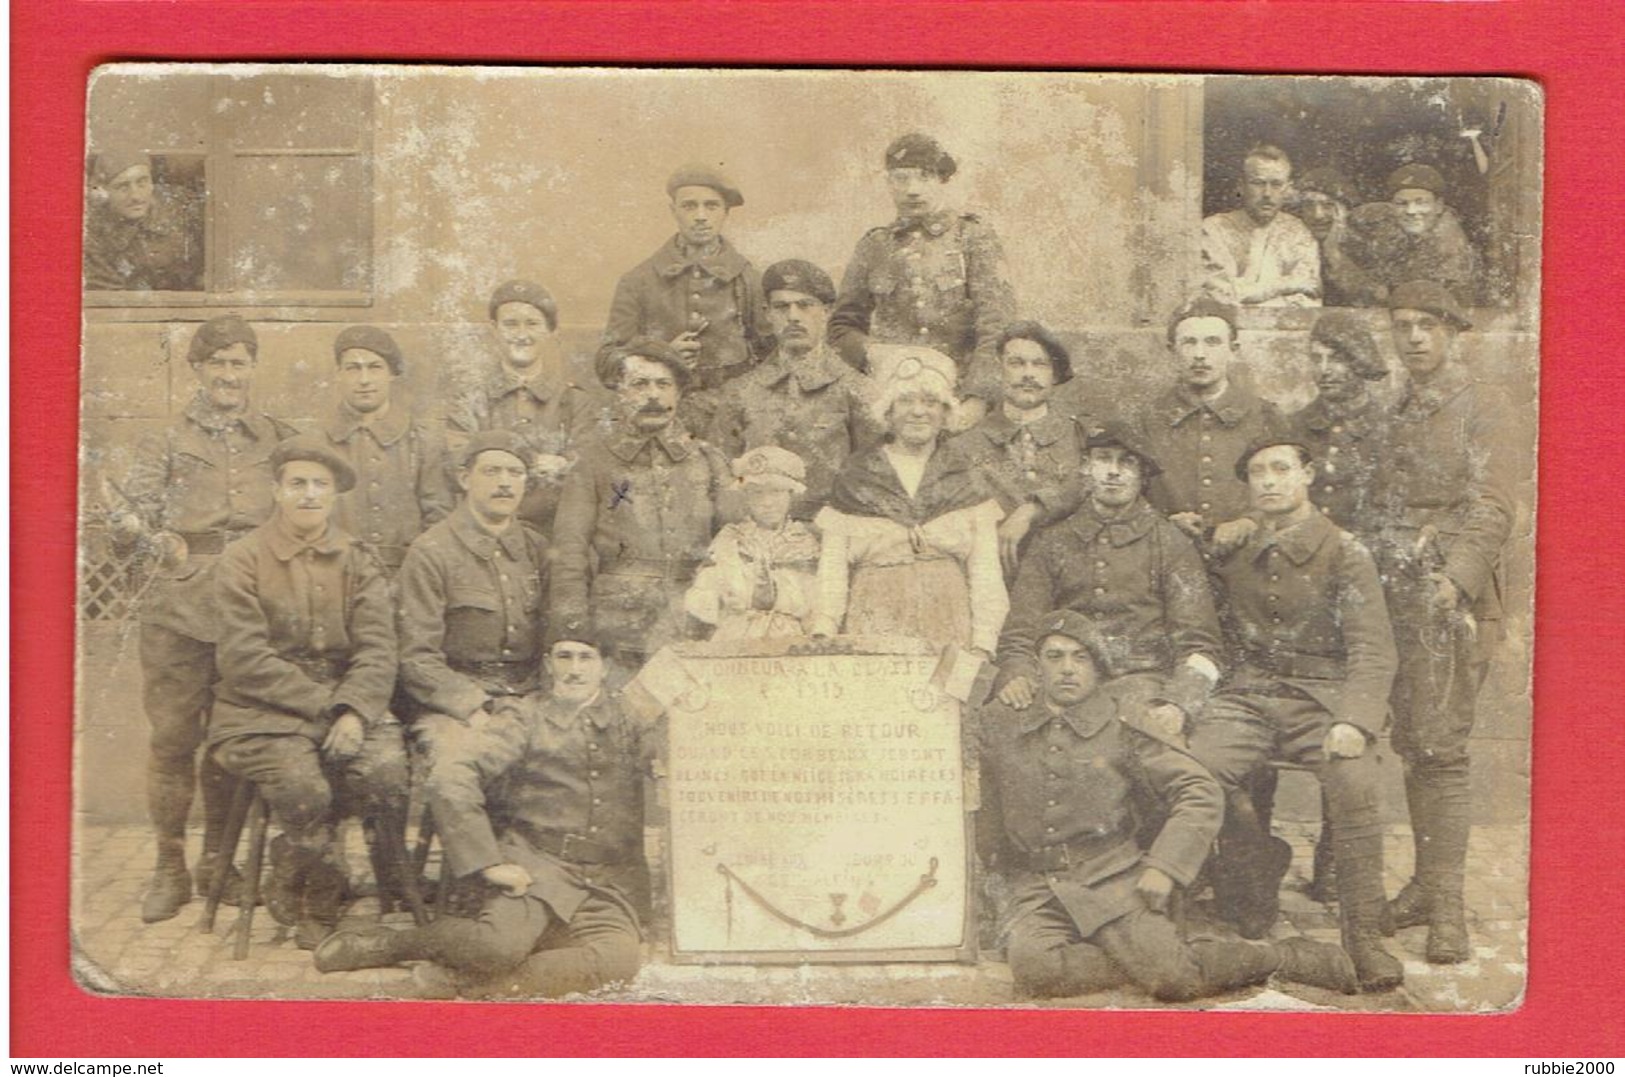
596;337;691;391
1166;295;1239;344
1083;420;1163;480
270;433;357;493
487;279;559;329
1388;279;1472;330
459;429;531;470
1034;609;1110;668
1234;435;1314;483
1295;166;1357;207
997;320;1073;385
544;629;609;657
732;446;808;493
884;133;956;181
762;259;836;305
186;315;258;366
666;165;743;208
1309;311;1386;381
1386;163;1446;198
332;324;404;376
91;146;151;185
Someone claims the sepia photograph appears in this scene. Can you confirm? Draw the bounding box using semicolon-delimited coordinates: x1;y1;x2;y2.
73;65;1539;1013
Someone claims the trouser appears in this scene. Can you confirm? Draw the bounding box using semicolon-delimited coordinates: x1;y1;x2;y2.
139;624;231;863
391;889;642;999
1187;688;1388;938
1387;573;1488;903
1007;898;1279;1002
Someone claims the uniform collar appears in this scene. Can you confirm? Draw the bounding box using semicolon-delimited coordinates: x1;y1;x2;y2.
760;345;844;392
447;503;531;561
1068;496;1157;547
541;690;612;730
606;418;694;464
891;208;955;238
1297;392;1377;435
327;398;410;446
1397;362;1471;419
491;365;567;405
656;234;748;282
262;514;347;562
1249;510;1335;567
1019;691;1118;738
183;393;279;440
1158;382;1258;428
976;407;1067;448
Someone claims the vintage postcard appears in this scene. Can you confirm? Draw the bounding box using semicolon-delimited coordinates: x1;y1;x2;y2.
74;65;1538;1011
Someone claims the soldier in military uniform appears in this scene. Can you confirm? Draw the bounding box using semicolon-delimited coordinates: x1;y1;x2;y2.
108;315;300;922
396;432;550;787
1185;438;1404;992
1348;165;1481;308
1373;281;1515;964
447;280;600;533
551;339;730;674
979;610;1359;1001
598;167;769;435
322;325;454;573
996;423;1222;744
1287;311;1392;540
828;132;1017;428
208;436;409;949
708;259;881;519
1294;168;1385;308
82;147;203;292
313;634;652;999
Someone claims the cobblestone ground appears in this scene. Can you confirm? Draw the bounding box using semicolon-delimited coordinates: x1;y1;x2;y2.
73;820;1526;1012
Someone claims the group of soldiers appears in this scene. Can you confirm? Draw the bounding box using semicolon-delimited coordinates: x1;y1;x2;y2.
98;130;1514;1002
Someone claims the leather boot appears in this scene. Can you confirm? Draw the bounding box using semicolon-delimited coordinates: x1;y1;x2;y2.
1334;826;1404;992
1425;890;1471;964
141;839;192;923
1272;937;1359;995
263;835;304;927
1306;813;1338;905
1381;879;1431;936
297;854;350;951
1236;836;1293;940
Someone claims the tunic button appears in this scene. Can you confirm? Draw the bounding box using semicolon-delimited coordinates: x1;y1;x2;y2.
1200;502;1211;512
1324;464;1337;475
918;327;929;336
1093;561;1105;570
593;797;602;806
1328;446;1340;456
1331;425;1343;434
590;770;599;778
589;742;599;751
1092;586;1105;595
588;825;598;834
1201;477;1212;486
1270;575;1280;582
1200;455;1212;464
1269;593;1278;602
1049;745;1060;754
1045;826;1055;833
1047;799;1057;807
1200;434;1212;443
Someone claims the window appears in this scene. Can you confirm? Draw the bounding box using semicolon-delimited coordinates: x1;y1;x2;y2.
84;68;374;313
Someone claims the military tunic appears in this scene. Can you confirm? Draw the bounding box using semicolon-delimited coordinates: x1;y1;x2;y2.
949;408;1087;516
1347;202;1480;307
325;401;454;570
708;344;881;518
83;195;203;292
550;422;730;661
1286;393;1392;539
1136;383;1285;530
446;367;602;533
828;209;1017;403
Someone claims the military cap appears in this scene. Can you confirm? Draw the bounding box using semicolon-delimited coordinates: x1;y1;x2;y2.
459;429;531;470
1034;609;1110;668
271;433;357;493
91;145;152;185
997;320;1073;385
1295;166;1357;207
762;259;837;305
332;324;404;376
884;133;956;180
1309;311;1386;381
487;279;559;329
186;315;259;366
1388;279;1473;330
1234;435;1314;483
1386;163;1446;198
595;336;692;392
732;446;808;494
1083;420;1163;479
666;165;744;209
544;629;609;657
1166;295;1239;344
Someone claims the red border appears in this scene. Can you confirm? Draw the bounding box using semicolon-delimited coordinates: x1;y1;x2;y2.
14;0;1625;1057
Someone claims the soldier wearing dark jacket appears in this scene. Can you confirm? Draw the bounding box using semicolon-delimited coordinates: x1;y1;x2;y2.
980;610;1357;1001
997;424;1222;738
828;133;1016;420
109;315;299;923
314;636;653;1000
83;149;203;291
1186;438;1403;992
1286;311;1392;539
323;325;454;571
708;259;881;518
208;436;408;949
1373;282;1516;964
552;340;730;670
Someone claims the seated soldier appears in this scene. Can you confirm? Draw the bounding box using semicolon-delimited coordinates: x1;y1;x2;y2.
313;635;654;1000
207;435;409;949
684;447;821;640
977;610;1358;1001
